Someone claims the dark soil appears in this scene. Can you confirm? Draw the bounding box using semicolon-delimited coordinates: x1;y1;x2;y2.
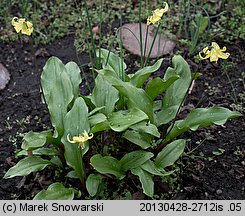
0;35;244;200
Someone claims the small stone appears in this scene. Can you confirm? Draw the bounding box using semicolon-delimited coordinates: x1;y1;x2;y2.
0;63;10;90
119;23;175;58
205;192;209;197
241;161;245;166
216;189;222;195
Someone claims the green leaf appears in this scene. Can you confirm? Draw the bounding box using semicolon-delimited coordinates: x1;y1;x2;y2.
89;107;106;116
145;75;179;100
123;130;153;149
157;55;192;126
62;97;90;181
120;150;154;172
4;156;52;178
165;107;242;142
21;130;53;151
41;56;66;101
90;154;125;180
140;160;175;177
130;121;160;137
91;74;119;115
97;48;127;78
130;58;163;88
155;139;186;168
98;69;154;123
156;106;178;126
89;113;110;133
33;183;80;200
196;16;209;34
108;108;148;132
65;61;82;99
48;71;74;137
131;167;154;198
17;147;59;157
86;174;103;197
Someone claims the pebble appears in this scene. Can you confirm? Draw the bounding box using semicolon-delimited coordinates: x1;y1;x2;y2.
241;161;245;166
216;189;222;195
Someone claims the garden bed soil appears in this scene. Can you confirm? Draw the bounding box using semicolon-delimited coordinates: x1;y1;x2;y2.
0;35;244;200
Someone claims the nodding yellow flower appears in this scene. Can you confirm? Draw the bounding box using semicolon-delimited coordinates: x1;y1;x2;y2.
11;17;33;36
67;130;93;148
199;42;230;62
147;2;169;26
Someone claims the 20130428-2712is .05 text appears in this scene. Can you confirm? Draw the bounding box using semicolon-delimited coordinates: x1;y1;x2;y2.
139;201;242;212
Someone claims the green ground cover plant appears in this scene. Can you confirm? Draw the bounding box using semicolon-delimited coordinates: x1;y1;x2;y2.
1;1;243;199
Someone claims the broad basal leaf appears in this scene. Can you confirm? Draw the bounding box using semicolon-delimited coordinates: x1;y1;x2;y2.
96;48;127;79
123;130;153;149
41;56;67;101
131;167;154;198
145;75;179;100
89;113;110;133
120;150;154;172
21;130;53;151
62;97;90;181
90;154;125;180
98;69;154;123
65;61;82;99
108;108;148;132
130;58;163;88
155;139;186;168
86;174;103;197
4;156;52;178
91;74;119;115
33;183;80;200
157;55;192;126
165;107;242;143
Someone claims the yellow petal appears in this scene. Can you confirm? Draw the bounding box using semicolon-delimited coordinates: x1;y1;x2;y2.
67;134;76;143
162;2;169;14
211;42;220;50
199;48;210;60
146;17;152;26
216;50;230;60
11;17;19;26
21;21;33;36
209;49;219;62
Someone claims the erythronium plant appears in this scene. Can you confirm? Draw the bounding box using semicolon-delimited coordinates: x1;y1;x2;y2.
3;44;241;199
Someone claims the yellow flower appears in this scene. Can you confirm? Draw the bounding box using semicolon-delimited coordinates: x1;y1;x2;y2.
199;42;230;62
147;2;169;26
67;130;93;148
11;17;33;36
